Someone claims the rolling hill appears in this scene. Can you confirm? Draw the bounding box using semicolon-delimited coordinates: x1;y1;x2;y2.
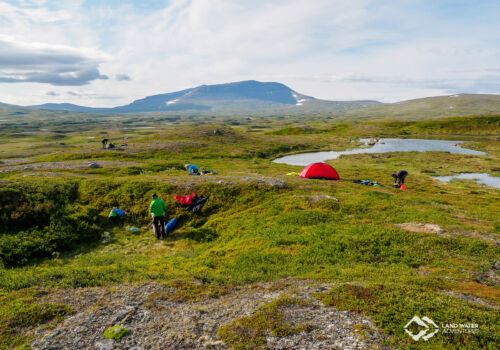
339;93;500;120
1;84;499;121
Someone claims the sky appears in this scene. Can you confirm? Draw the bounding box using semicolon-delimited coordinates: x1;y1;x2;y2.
0;0;499;106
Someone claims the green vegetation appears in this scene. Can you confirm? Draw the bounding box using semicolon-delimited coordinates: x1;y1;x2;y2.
315;284;498;349
217;295;312;349
0;181;102;267
0;112;498;349
0;289;72;349
103;325;131;340
339;94;500;120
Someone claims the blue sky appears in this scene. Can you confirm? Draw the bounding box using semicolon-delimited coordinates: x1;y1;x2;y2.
0;0;499;106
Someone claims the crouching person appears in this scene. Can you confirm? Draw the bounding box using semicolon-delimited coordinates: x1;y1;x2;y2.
184;163;199;175
108;207;125;222
149;193;166;239
392;170;408;188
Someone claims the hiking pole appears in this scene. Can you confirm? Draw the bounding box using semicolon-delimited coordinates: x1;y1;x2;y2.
129;193;136;223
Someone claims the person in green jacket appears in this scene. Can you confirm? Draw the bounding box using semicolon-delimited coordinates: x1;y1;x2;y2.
149;193;166;239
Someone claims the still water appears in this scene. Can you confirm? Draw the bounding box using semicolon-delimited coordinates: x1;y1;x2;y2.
433;173;500;189
273;138;486;166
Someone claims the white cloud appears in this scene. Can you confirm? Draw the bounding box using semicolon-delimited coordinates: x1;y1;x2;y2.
0;35;110;85
0;0;498;105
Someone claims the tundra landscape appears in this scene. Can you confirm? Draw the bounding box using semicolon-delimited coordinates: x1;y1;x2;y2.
1;1;499;349
0;86;499;349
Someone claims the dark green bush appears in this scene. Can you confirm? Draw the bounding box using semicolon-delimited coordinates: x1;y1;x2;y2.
0;181;102;267
0;181;78;231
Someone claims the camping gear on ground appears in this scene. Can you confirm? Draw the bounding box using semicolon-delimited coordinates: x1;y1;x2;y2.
130;227;139;232
352;179;383;187
286;172;301;176
400;184;407;190
188;196;209;213
201;170;217;175
300;163;340;180
165;218;178;234
174;193;197;205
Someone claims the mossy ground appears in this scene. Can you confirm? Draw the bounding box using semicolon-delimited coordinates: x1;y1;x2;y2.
103;325;131;340
0;289;73;349
217;295;313;349
0;114;498;349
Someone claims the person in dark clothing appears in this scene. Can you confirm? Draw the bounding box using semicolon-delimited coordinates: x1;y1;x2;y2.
392;170;408;188
101;138;108;149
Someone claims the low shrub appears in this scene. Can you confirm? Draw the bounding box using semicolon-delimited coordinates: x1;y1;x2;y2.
0;181;103;267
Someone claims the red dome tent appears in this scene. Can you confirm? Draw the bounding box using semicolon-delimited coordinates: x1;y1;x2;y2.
300;163;339;180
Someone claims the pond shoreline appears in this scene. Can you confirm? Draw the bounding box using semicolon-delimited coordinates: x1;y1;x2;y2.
273;138;487;166
433;173;500;189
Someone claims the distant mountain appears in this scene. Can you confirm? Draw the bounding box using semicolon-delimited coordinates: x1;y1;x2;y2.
7;82;498;119
28;80;380;113
339;93;500;120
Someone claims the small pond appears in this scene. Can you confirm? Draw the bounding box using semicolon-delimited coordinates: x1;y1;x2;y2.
433;173;500;189
123;126;156;130
273;138;486;166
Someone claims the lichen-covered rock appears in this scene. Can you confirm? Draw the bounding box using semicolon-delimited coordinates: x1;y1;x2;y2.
31;281;386;349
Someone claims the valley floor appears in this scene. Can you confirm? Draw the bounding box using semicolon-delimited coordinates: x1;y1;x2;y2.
0;114;498;349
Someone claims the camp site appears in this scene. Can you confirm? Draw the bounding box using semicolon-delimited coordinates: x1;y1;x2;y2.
0;2;499;350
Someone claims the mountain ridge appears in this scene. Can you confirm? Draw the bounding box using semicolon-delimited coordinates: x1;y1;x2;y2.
26;80;380;113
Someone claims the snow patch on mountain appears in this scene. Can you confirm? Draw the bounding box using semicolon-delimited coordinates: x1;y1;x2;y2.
292;93;308;106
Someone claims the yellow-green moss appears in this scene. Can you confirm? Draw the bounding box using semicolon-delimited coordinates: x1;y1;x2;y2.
103;325;131;340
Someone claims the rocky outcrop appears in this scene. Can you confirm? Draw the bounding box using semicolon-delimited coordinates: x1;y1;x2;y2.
31;280;386;349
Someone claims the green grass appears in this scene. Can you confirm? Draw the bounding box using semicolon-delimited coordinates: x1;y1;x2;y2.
0;113;498;349
0;289;73;349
